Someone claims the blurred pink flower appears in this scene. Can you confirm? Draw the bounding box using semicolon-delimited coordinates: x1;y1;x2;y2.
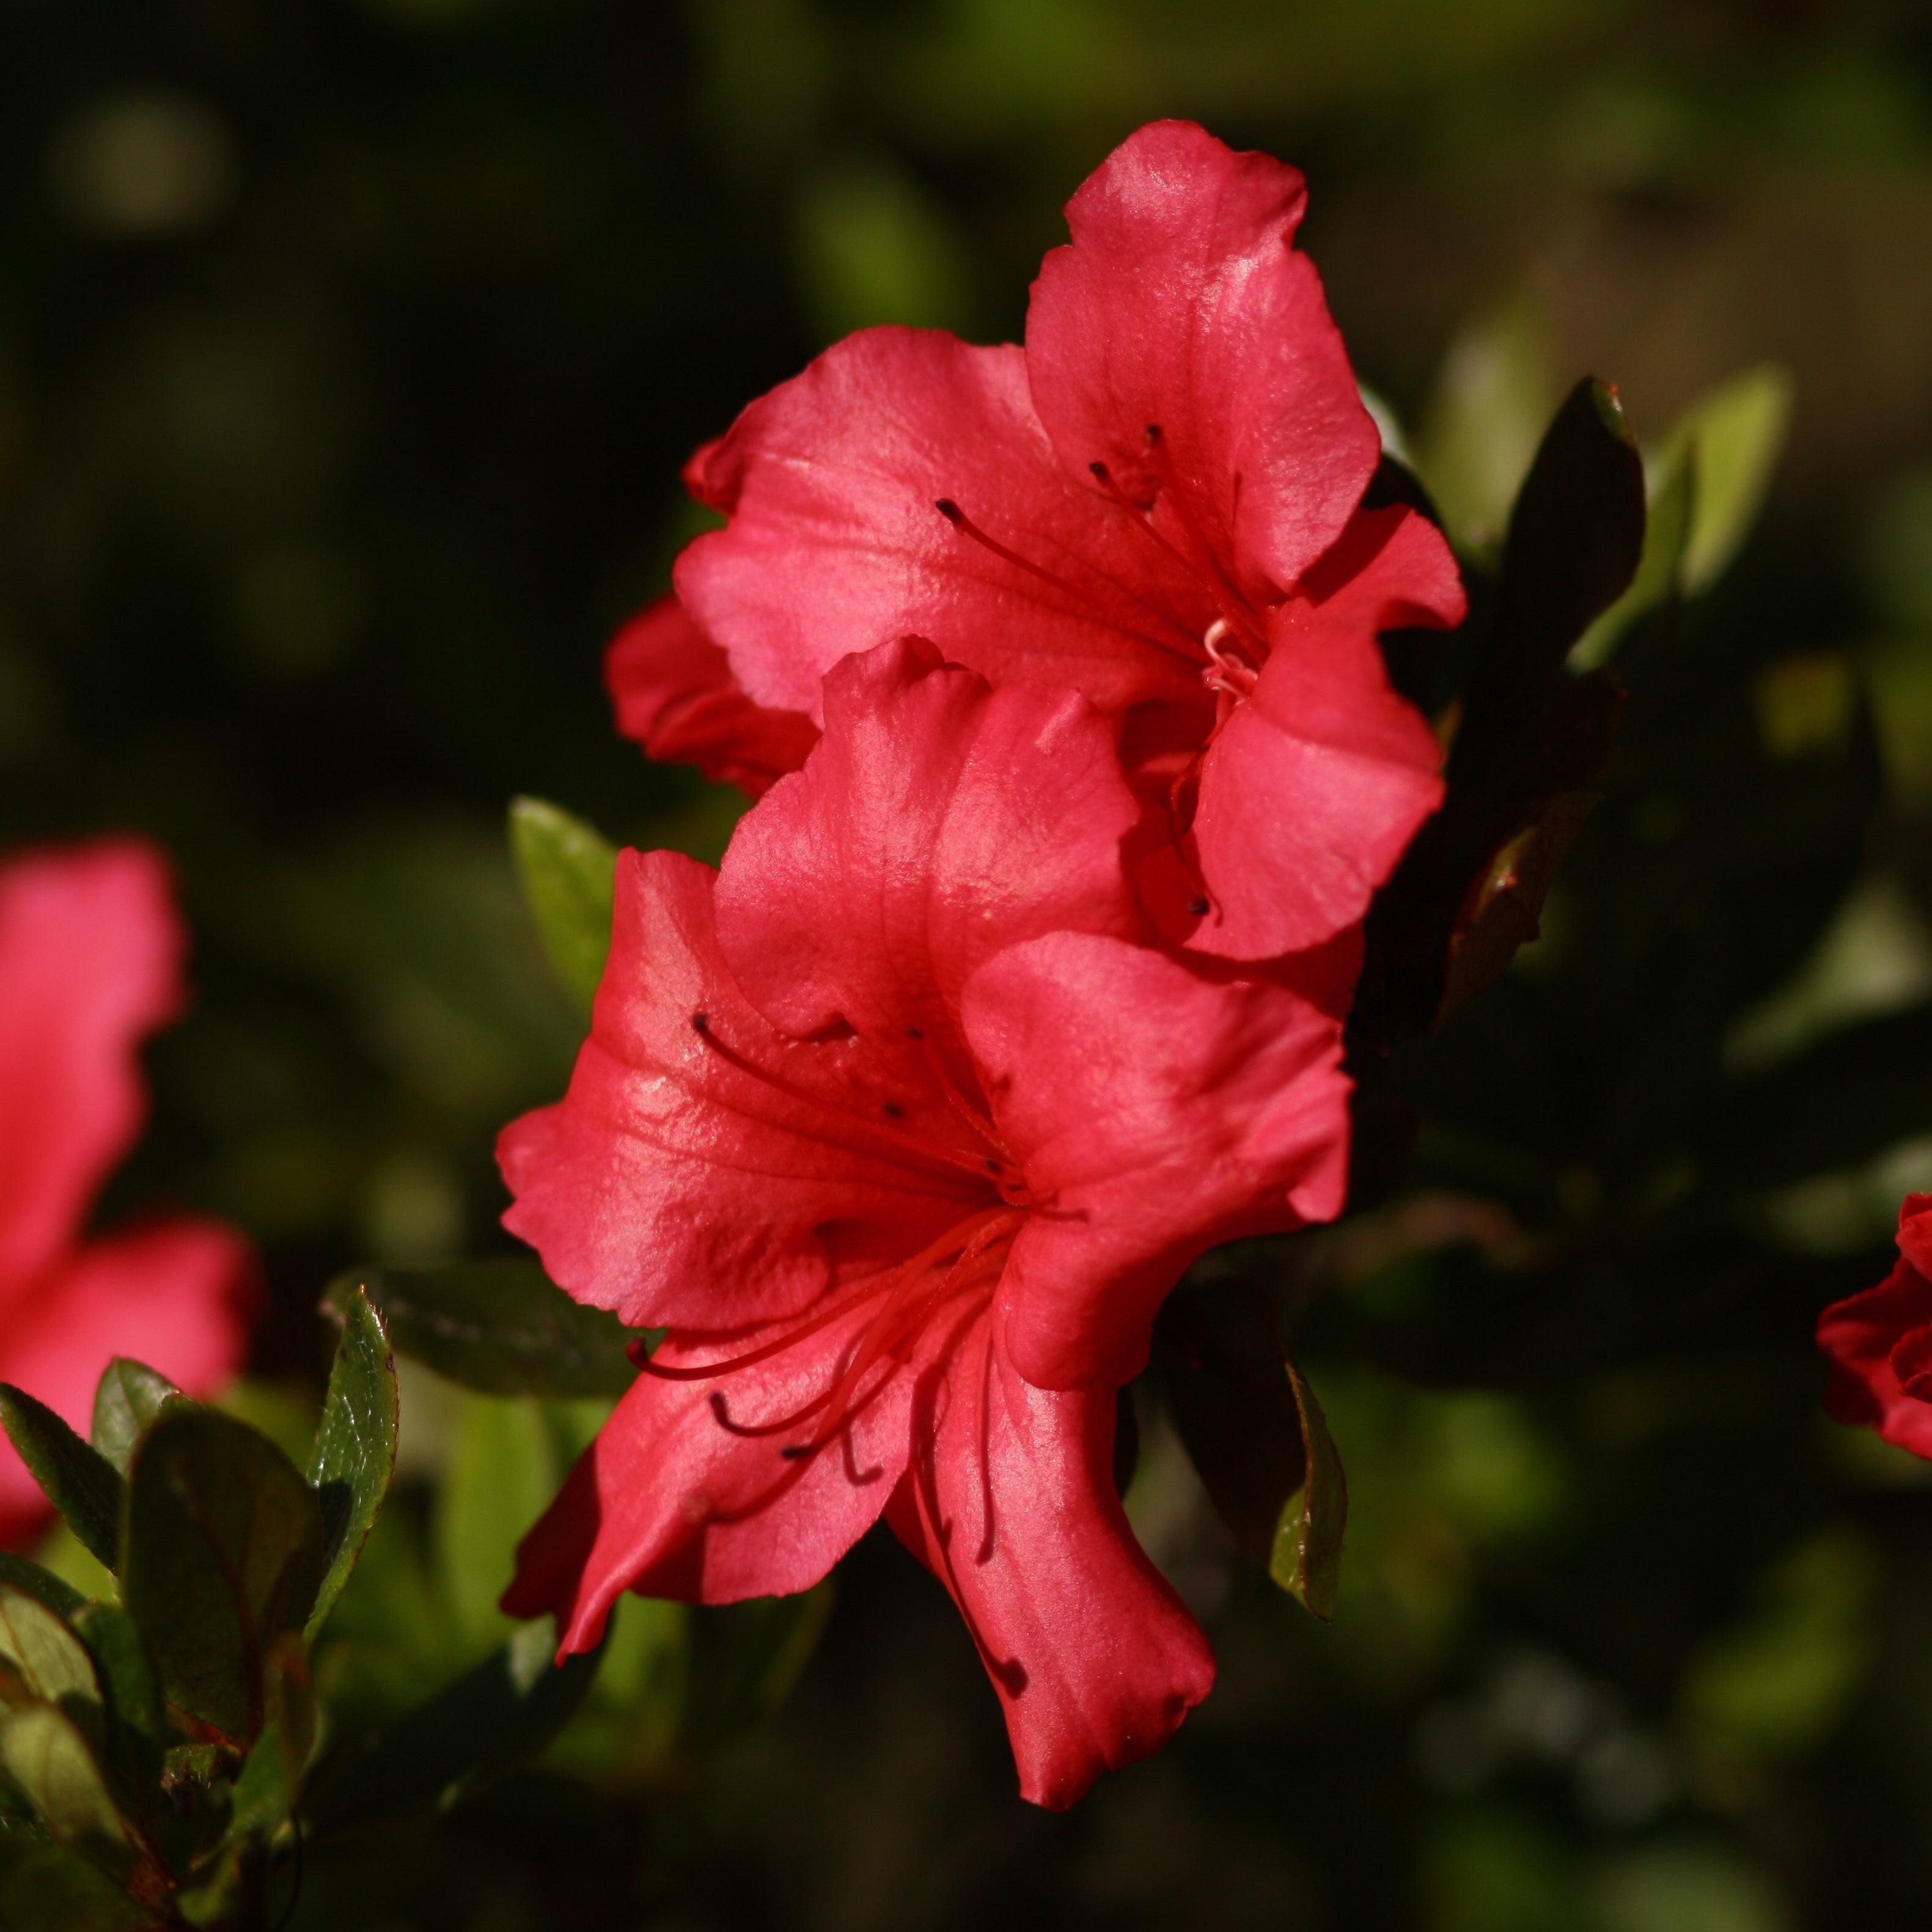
0;840;255;1549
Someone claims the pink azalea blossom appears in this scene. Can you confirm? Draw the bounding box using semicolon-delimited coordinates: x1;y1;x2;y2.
498;639;1351;1805
1817;1194;1932;1459
0;842;255;1549
664;120;1463;962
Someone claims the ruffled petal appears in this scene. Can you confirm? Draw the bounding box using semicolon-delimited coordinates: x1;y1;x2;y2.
965;932;1350;1390
0;842;185;1295
498;849;988;1332
1818;1207;1932;1461
885;1304;1213;1809
0;1220;255;1551
714;637;1140;1051
504;1305;919;1645
675;329;1208;719
1025;119;1378;605
604;597;817;798
1186;507;1455;961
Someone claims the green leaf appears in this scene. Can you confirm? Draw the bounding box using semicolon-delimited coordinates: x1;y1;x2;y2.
1412;293;1559;558
0;1707;130;1868
509;796;619;1018
1153;1280;1348;1620
1668;362;1793;594
0;1390;122;1575
688;1585;833;1749
1269;1359;1348;1623
1153;1281;1312;1561
326;1258;643;1398
434;1395;573;1656
306;1620;604;1840
1456;377;1647;781
227;1635;315;1840
1570;441;1697;670
0;1588;100;1716
122;1408;325;1741
0;1838;152;1931
87;1364;178;1482
68;1609;162;1826
307;1287;400;1637
0;1561;83;1626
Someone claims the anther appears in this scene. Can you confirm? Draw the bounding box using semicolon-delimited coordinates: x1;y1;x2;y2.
1186;895;1210;917
691;1011;710;1034
626;1337;654;1367
934;498;963;523
882;1100;905;1118
906;1026;924;1041
984;1157;1002;1174
780;1444;812;1461
1145;423;1163;443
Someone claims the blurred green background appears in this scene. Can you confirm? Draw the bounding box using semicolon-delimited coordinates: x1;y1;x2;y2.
9;1;1932;1926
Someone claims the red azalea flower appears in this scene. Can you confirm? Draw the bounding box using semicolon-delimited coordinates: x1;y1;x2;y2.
605;595;818;798
498;639;1351;1806
0;841;255;1549
667;119;1464;961
1817;1194;1932;1459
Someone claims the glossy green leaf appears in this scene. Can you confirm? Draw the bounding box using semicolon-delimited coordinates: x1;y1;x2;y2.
122;1408;325;1741
1455;377;1646;780
87;1363;178;1482
307;1287;399;1637
0;1838;152;1931
306;1618;603;1839
0;1390;122;1575
1571;442;1697;670
1269;1360;1348;1623
0;1561;83;1626
326;1258;642;1398
1669;362;1793;594
509;795;619;1018
0;1707;129;1865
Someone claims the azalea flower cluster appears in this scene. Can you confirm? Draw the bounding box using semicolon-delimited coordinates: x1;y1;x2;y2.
501;122;1464;1807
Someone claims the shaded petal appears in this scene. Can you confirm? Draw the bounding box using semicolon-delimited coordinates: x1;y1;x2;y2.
604;597;818;798
1188;508;1455;960
1818;1243;1932;1463
1893;1192;1932;1280
499;849;985;1332
676;329;1209;718
885;1304;1213;1809
504;1306;916;1646
715;637;1141;1050
966;933;1350;1390
0;842;185;1294
1026;119;1378;604
0;1220;256;1551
